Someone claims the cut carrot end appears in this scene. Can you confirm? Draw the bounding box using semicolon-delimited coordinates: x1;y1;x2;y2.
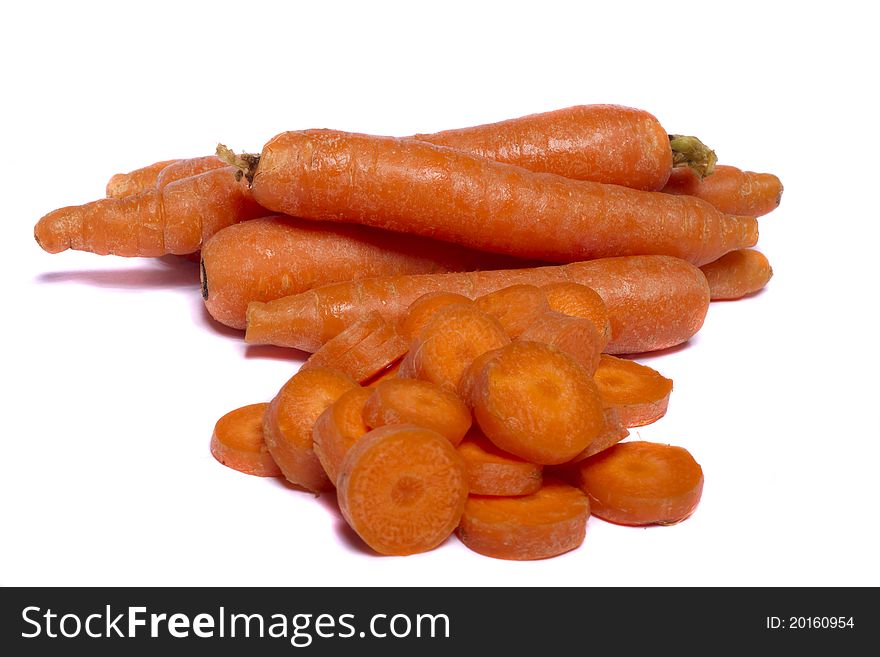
457;479;589;560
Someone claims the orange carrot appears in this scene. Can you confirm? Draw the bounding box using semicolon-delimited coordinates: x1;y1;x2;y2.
200;217;520;330
571;441;703;526
35;167;266;256
398;292;473;342
106;159;179;198
594;355;673;427
457;428;543;496
210;403;281;477
541;282;611;342
456;479;590;560
470;342;604;465
365;360;402;387
700;249;773;300
245;255;711;355
518;311;605;375
414;105;709;190
474;285;550;338
220;132;756;266
303;312;408;384
663;164;783;217
312;387;372;486
263;367;358;492
399;304;509;391
337;424;468;556
362;378;472;446
567;407;630;462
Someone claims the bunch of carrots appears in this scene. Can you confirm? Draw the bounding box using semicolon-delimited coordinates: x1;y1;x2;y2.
34;104;781;559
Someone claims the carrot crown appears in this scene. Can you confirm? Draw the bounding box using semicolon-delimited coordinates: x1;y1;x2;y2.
216;144;260;185
669;135;717;179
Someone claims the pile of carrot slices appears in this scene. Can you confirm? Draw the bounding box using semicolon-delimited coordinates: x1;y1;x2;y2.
35;104;783;559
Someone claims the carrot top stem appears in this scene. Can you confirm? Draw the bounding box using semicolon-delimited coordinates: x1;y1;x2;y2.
669;134;717;179
216;143;260;185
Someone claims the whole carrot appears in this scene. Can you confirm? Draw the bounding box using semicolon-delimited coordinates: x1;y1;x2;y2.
245;255;711;355
414;105;714;190
34;167;266;256
663;164;783;217
220;131;756;266
200;215;529;329
109;105;713;197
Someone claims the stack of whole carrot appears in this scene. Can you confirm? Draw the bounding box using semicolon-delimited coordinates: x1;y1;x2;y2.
34;104;782;559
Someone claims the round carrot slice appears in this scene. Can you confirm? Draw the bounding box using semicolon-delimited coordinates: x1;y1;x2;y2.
518;310;604;375
331;320;409;384
399;292;473;341
475;284;550;338
313;387;372;486
566;407;630;462
457;428;542;496
456;347;504;408
303;312;385;370
457;479;589;560
263;367;358;492
573;441;703;526
593;354;673;427
472;342;604;464
337;424;468;556
210;403;281;477
405;304;510;391
362;378;472;446
541;282;611;342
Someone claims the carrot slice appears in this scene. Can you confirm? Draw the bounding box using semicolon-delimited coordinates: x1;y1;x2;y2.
313;387;372;486
541;282;611;343
474;284;550;338
362;378;472;446
263;367;358;492
210;403;281;477
303;312;408;384
700;248;773;300
456;479;589;560
457;428;542;496
403;304;510;391
456;348;504;408
364;359;402;387
337;424;468;556
518;310;604;375
472;342;604;464
571;441;703;526
568;407;630;462
399;292;473;341
594;354;672;427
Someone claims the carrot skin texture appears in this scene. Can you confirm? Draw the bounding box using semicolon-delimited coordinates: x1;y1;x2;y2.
35;167;266;256
663;165;783;217
201;216;524;330
456;480;590;560
415;104;673;191
263;367;359;492
245;255;711;355
248;129;757;266
105;159;179;198
700;249;773;300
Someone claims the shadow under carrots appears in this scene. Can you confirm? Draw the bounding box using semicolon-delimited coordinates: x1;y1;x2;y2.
244;343;310;363
36;255;200;289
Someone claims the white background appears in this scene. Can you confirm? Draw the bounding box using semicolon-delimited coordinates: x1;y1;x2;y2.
2;0;878;586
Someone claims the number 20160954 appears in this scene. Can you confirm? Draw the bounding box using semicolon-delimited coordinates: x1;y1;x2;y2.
766;617;855;630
